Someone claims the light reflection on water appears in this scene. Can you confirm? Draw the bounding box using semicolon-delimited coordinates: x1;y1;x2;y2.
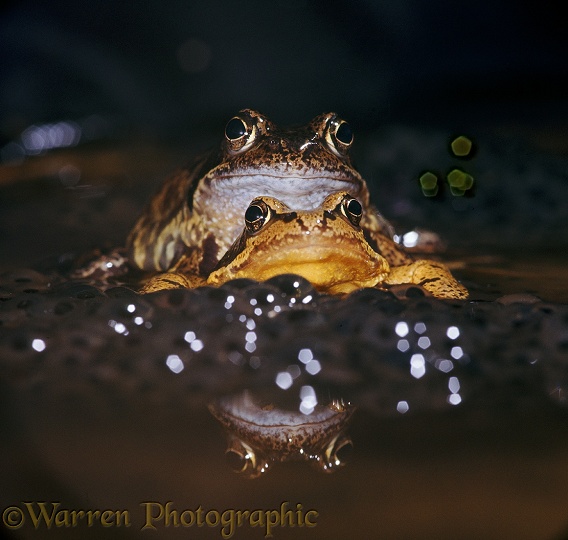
1;271;567;421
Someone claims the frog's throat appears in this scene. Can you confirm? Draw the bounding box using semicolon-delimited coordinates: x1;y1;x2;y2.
208;393;355;460
208;242;389;293
208;391;354;429
201;174;366;211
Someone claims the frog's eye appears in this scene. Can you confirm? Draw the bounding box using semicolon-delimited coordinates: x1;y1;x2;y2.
312;434;353;473
245;199;271;233
329;436;353;467
340;196;363;226
225;117;247;140
225;447;252;473
325;117;354;156
224;438;267;479
224;115;258;153
335;121;354;145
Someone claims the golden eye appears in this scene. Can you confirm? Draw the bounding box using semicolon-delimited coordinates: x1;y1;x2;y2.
245;199;271;233
340;196;363;226
224;117;247;141
314;434;354;473
225;448;252;473
325;116;354;156
332;438;353;465
335;121;353;145
224;114;258;153
223;439;266;479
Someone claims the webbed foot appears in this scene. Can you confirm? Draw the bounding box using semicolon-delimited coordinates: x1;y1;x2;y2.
385;259;468;300
140;272;205;294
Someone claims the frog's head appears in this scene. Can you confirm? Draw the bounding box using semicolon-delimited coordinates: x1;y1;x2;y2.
208;391;355;479
190;111;372;260
127;109;380;274
202;109;367;210
207;191;390;295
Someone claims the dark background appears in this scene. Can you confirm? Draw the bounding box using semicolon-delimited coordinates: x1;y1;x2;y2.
2;5;568;540
1;0;567;141
1;0;568;268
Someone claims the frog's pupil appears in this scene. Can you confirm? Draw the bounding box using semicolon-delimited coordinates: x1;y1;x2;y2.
336;122;353;145
245;204;264;224
225;450;248;472
346;198;362;217
225;118;247;140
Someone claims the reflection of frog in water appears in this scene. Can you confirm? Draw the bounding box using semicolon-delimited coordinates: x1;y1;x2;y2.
208;391;355;479
143;191;468;299
123;109;466;298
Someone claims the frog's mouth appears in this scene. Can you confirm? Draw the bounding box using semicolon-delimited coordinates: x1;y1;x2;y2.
209;242;388;294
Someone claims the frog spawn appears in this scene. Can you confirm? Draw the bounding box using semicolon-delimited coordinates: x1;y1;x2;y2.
2;269;568;476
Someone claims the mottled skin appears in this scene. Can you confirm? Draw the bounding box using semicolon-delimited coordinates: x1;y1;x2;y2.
127;109;395;276
116;109;467;298
208;391;355;478
208;192;388;295
143;192;468;299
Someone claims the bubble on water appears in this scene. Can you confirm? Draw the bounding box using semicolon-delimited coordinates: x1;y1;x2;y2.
410;354;426;379
396;401;409;414
31;338;46;352
276;371;293;390
166;354;184;374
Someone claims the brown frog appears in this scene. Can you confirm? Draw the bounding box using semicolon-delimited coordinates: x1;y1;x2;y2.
142;191;468;299
208;390;355;479
126;109;395;278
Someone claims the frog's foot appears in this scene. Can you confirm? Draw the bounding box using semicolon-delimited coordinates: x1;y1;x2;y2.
385;259;468;300
139;272;205;294
70;247;130;281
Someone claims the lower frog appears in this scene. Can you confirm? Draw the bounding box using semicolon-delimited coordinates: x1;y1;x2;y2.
142;191;468;299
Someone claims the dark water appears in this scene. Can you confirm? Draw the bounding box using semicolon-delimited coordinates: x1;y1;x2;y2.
1;128;568;540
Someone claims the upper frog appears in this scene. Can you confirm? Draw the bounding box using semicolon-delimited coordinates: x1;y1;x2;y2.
127;109;393;276
208;390;355;479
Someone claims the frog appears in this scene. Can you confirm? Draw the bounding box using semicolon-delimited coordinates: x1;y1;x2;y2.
142;191;468;299
125;109;395;279
208;390;355;479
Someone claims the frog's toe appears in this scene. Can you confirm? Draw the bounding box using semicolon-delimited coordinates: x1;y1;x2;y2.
140;272;202;294
386;260;468;300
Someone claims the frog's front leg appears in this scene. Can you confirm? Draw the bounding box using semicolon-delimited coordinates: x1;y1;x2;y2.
140;272;206;294
385;259;468;300
70;247;131;281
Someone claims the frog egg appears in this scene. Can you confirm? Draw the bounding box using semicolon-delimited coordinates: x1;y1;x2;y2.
264;274;319;305
219;278;260;292
0;268;51;295
105;286;139;299
51;281;105;300
149;287;197;309
243;284;289;316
